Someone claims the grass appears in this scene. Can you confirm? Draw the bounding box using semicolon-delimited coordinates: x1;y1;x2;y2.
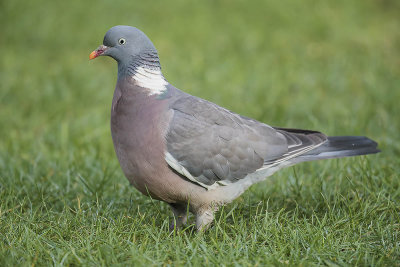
1;0;399;265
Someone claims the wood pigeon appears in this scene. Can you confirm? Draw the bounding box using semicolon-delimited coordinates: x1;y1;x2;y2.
89;25;380;231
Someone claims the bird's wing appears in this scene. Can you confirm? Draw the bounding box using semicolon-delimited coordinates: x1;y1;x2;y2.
165;95;327;189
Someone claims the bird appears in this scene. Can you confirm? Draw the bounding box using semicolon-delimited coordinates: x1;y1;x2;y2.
89;25;380;231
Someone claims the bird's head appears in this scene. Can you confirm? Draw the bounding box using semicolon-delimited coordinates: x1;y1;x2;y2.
90;26;167;94
89;25;158;65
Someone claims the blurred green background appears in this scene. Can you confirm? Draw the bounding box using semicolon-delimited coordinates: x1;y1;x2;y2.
1;0;399;265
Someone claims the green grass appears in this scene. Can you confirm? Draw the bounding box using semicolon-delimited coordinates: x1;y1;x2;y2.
1;0;400;265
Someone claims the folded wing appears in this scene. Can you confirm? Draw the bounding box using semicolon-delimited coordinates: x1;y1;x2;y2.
165;95;327;189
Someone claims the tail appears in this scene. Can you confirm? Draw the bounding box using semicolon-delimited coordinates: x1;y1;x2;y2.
290;136;380;164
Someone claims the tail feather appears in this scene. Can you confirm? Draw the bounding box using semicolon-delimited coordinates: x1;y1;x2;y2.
290;136;380;164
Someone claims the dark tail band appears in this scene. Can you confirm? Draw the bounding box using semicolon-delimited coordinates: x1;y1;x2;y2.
291;136;380;163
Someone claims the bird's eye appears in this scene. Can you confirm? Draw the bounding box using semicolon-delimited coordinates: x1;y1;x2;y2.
118;38;126;45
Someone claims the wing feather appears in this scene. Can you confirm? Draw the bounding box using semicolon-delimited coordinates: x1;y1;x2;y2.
165;96;327;189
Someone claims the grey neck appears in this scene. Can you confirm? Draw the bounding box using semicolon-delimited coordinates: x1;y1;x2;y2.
117;51;162;80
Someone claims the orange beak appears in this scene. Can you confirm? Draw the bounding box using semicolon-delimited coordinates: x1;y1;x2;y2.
89;45;108;60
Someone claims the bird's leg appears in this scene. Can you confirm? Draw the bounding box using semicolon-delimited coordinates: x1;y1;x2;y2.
169;203;188;231
195;208;216;231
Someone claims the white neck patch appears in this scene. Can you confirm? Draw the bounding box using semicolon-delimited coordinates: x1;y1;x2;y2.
132;66;168;95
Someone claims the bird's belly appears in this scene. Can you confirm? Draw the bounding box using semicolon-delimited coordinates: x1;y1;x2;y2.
110;113;181;202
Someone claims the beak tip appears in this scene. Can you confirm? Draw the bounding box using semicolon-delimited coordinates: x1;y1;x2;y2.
89;51;97;60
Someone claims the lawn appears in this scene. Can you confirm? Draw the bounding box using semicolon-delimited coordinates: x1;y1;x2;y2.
1;0;399;265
